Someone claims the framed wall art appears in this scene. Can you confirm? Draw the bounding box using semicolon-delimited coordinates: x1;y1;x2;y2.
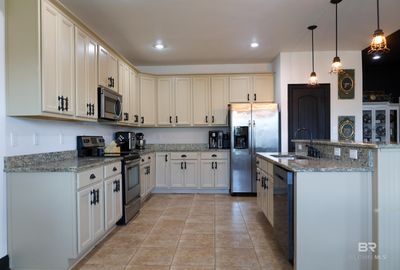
338;69;355;99
338;116;355;141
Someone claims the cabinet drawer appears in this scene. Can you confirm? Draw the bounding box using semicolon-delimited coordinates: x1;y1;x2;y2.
77;167;103;189
104;161;121;179
201;152;228;160
170;152;198;160
140;154;153;165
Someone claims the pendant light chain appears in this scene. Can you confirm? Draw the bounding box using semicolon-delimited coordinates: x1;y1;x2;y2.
335;3;338;57
312;28;315;72
377;0;380;29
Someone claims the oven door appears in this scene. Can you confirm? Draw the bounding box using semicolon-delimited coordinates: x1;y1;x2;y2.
99;87;122;120
124;159;140;204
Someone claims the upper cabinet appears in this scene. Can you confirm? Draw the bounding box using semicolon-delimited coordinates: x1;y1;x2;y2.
98;46;118;92
118;61;130;123
174;77;192;126
210;76;229;125
192;77;210;126
229;74;274;103
75;28;98;119
157;77;174;126
129;69;140;125
139;75;156;126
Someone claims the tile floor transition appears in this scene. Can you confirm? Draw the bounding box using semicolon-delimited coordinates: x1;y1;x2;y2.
74;194;292;270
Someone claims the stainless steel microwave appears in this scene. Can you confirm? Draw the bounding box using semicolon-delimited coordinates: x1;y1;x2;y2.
98;86;122;121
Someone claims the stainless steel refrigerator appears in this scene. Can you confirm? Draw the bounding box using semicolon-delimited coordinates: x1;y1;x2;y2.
229;103;280;194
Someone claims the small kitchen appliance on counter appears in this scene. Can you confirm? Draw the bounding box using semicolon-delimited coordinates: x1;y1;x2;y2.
115;131;136;152
135;133;146;150
209;130;223;149
77;136;141;224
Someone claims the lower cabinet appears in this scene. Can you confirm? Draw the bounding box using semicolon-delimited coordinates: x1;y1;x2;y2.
256;158;274;226
156;153;171;187
200;159;229;188
140;153;155;199
170;160;198;187
104;175;122;231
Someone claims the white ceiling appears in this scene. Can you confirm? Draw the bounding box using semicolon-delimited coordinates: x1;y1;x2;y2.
60;0;400;66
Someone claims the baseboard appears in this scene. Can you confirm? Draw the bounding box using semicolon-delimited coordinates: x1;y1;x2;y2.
0;255;9;270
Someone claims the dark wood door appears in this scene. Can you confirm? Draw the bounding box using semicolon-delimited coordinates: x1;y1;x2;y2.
288;84;331;152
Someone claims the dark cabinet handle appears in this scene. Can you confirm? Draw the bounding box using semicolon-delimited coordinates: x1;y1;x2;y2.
175;116;178;123
212;162;214;169
90;190;95;205
215;162;217;169
141;116;144;124
118;181;120;192
60;96;65;111
112;167;117;172
184;162;187;170
58;96;62;111
165;154;168;162
212;154;217;157
148;156;151;160
170;116;172;124
87;103;90;115
134;115;139;123
181;162;183;170
124;112;129;121
108;77;113;87
113;180;117;192
181;154;187;158
91;104;95;115
205;116;208;123
65;97;69;111
96;189;100;203
212;115;215;123
141;159;144;162
247;93;250;101
90;174;96;179
254;93;257;101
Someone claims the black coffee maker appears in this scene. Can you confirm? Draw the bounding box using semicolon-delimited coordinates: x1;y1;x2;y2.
209;130;223;149
114;131;136;152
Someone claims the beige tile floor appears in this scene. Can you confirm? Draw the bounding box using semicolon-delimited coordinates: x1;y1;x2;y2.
74;194;292;270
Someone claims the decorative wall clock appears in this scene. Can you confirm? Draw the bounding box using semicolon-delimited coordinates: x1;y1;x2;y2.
338;69;355;99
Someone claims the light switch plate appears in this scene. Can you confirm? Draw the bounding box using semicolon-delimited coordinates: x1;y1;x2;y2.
349;149;358;159
334;147;341;157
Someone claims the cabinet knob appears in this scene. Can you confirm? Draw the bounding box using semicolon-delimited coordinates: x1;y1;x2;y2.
181;154;187;158
90;174;96;179
212;154;217;158
112;167;117;172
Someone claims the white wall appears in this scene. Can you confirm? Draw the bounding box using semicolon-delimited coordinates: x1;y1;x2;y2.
273;51;363;152
137;63;273;75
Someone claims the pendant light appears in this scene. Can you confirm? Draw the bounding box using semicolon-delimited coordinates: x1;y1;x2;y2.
368;0;389;55
330;0;343;74
308;25;318;86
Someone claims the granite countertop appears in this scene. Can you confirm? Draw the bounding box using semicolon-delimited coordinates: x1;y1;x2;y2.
291;139;400;149
257;152;373;172
137;144;230;155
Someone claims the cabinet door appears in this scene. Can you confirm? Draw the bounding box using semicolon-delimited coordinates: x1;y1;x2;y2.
77;187;92;254
104;178;115;230
75;28;88;117
98;46;110;88
157;77;174;126
267;175;274;226
140;164;147;197
170;161;184;187
262;173;269;219
256;168;262;208
211;76;229;125
150;154;156;190
183;161;198;188
119;62;130;123
230;76;251;103
92;182;104;241
139;76;156;126
192;77;210;126
87;38;98;118
214;160;229;188
130;69;139;125
108;54;119;92
253;74;274;102
175;77;192;126
114;176;123;222
200;160;214;188
41;1;59;114
156;153;170;187
58;14;75;115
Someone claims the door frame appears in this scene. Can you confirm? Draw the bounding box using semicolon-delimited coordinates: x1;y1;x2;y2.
288;84;331;151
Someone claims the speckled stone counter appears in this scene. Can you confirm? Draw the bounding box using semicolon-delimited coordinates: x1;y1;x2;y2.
257;152;372;172
137;144;230;155
4;150;122;173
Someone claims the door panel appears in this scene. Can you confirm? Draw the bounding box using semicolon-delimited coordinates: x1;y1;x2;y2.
118;62;130;123
130;70;139;125
214;160;229;188
140;76;156;126
77;187;92;254
115;177;123;222
253;74;274;102
288;84;331;151
92;182;104;240
230;76;251;102
157;77;174;126
170;161;184;187
200;160;214;188
75;29;87;117
98;46;109;87
184;161;197;188
87;38;98;118
108;54;118;91
192;77;210;125
104;178;114;230
211;76;229;125
175;78;192;125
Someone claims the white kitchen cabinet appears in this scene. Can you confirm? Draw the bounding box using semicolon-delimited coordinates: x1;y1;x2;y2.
77;181;104;254
200;160;214;188
104;175;122;231
98;45;118;92
267;174;274;226
157;77;174;126
118;61;131;123
75;28;98;119
150;154;156;193
140;153;155;199
156;153;171;187
130;69;140;125
211;76;229;125
200;155;229;189
192;76;210;125
256;167;262;208
229;74;274;103
214;160;229;188
183;161;197;187
256;159;273;226
174;77;192;126
42;0;75;116
139;75;156;126
170;161;185;187
170;153;199;188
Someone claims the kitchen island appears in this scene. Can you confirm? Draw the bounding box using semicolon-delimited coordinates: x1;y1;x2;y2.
256;152;373;270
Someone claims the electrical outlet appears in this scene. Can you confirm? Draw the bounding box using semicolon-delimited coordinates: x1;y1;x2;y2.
33;133;39;146
349;149;358;159
298;144;303;150
334;147;341;157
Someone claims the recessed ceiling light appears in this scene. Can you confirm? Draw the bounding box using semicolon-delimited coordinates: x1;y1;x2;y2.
250;42;259;48
153;43;165;50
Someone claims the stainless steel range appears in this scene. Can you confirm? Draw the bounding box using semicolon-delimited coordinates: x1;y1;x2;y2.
77;136;141;225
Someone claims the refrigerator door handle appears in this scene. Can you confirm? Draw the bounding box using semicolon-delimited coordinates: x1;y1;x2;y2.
253;120;256;157
248;120;252;154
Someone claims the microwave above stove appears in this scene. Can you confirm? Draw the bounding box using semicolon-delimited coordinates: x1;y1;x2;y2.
98;86;122;121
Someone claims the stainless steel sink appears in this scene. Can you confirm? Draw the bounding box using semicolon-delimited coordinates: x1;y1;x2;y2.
270;154;309;160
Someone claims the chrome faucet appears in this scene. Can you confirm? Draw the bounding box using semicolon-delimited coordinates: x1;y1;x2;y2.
294;128;321;158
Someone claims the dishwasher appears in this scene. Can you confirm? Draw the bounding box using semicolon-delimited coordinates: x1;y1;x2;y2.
273;164;294;263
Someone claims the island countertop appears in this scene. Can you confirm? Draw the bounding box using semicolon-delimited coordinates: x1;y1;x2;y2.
256;152;373;172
